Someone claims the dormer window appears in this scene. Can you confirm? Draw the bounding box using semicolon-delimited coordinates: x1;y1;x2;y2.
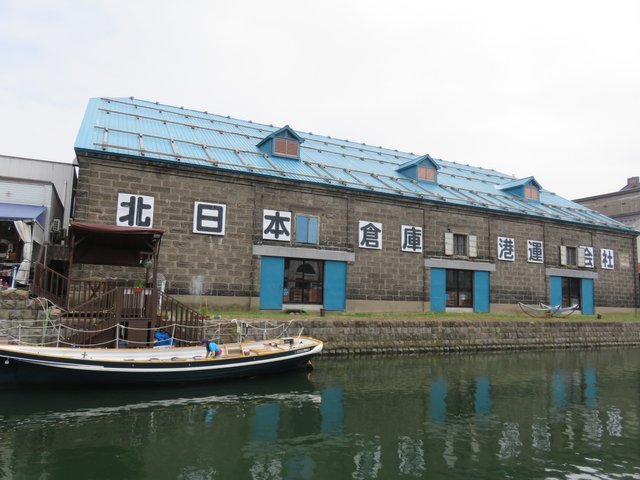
525;185;539;201
274;137;299;158
418;166;437;182
497;176;542;203
257;125;304;160
397;154;440;184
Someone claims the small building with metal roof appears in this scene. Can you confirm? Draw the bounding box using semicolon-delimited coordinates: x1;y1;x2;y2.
72;97;639;314
0;155;76;286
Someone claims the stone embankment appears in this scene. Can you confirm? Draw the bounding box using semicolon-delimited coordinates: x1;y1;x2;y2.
290;318;640;355
0;289;62;345
2;290;639;354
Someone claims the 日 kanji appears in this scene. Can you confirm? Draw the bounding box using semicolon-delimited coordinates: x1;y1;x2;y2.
193;202;226;235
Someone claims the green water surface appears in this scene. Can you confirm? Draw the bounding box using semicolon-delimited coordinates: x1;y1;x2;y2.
0;348;638;479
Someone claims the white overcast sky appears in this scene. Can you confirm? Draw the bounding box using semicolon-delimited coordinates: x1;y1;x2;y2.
1;0;638;200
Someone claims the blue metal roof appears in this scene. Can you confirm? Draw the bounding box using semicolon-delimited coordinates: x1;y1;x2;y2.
74;97;635;233
397;154;441;172
496;176;542;191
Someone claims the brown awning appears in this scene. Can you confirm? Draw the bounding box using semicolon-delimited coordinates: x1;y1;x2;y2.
69;221;164;266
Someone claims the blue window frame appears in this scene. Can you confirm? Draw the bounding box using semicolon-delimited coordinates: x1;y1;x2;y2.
295;214;319;244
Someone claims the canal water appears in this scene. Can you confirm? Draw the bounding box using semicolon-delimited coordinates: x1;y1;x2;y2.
0;348;638;479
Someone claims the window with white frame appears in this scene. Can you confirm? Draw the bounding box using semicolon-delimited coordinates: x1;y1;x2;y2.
560;245;577;266
444;232;477;257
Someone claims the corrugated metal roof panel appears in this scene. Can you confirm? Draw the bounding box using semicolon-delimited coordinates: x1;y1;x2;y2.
73;97;635;233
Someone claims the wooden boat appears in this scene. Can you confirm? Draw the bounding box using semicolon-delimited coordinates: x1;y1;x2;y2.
519;302;579;318
539;303;579;317
0;335;323;386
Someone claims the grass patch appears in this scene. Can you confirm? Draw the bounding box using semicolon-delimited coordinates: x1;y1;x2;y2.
197;307;640;323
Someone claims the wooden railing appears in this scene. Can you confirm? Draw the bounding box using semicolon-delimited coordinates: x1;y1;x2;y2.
31;263;67;307
68;289;206;347
65;287;118;346
65;287;156;347
31;262;208;348
156;291;207;346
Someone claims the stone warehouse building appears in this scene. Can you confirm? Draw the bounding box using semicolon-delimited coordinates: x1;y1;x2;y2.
575;177;640;279
72;97;639;313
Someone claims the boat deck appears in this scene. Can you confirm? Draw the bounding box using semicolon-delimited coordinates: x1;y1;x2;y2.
0;337;319;363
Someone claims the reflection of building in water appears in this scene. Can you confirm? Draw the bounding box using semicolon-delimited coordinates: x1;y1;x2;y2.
583;367;598;409
582;409;604;447
352;437;382;480
606;407;623;437
2;353;637;479
252;403;280;442
443;429;458;467
284;454;315;480
551;368;599;412
320;386;344;435
249;403;284;479
429;377;447;424
475;375;492;417
552;370;568;411
531;420;551;451
249;458;282;480
0;443;14;480
397;436;425;476
497;422;522;460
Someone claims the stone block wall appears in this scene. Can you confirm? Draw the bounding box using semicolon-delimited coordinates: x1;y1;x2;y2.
74;154;639;311
75;156;259;297
0;290;62;345
347;199;425;302
425;207;490;258
592;232;637;307
290;318;640;355
489;217;547;305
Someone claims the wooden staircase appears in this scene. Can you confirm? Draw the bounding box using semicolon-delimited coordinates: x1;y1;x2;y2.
31;263;206;347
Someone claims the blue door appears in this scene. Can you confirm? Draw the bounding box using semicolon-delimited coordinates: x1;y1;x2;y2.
259;256;284;309
324;261;346;311
473;271;490;313
581;278;594;314
430;268;446;312
549;276;562;307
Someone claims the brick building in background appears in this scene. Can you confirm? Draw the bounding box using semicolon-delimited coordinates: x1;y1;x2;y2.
575;176;640;281
71;97;638;314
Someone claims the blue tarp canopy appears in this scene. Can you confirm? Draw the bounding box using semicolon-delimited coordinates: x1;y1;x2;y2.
0;203;47;227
